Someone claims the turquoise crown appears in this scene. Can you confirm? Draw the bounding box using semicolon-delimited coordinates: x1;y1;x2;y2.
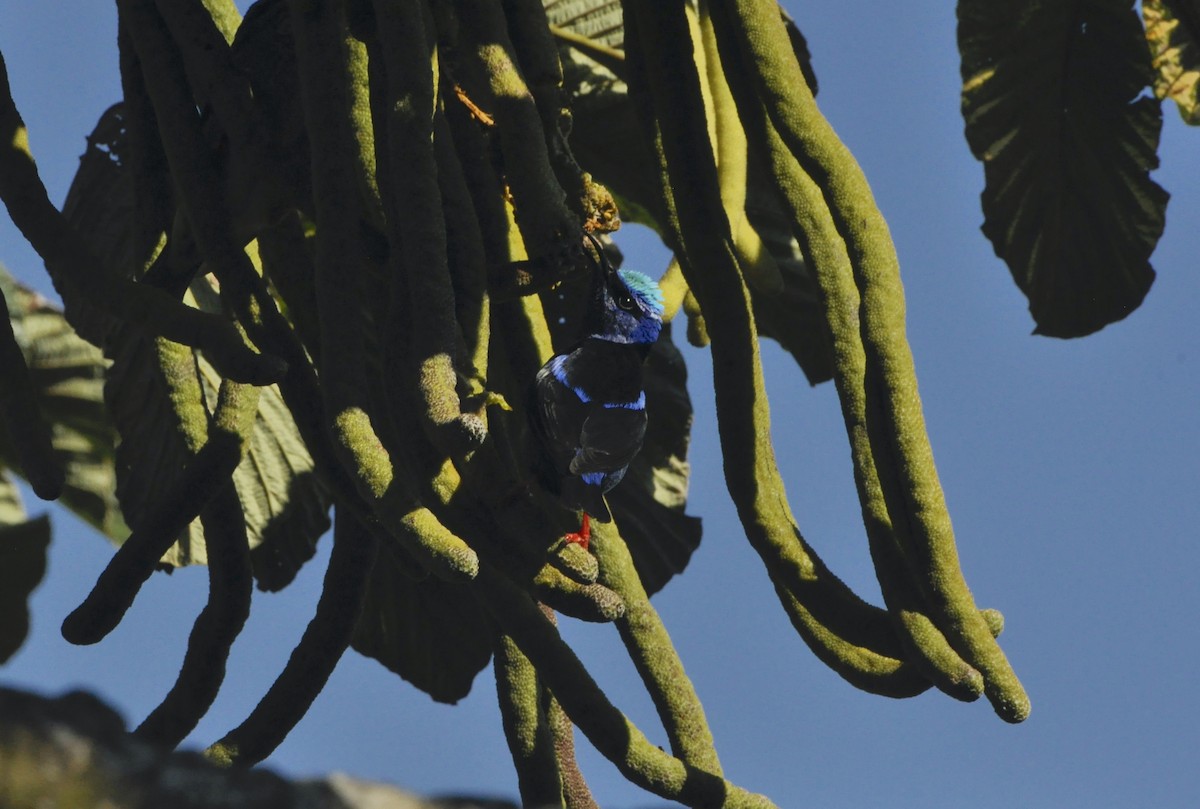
617;269;664;315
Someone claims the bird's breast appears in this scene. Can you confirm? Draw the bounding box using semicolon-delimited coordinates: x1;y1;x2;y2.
557;339;647;406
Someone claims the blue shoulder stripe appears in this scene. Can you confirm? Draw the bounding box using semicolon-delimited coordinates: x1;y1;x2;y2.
602;391;646;410
549;355;591;403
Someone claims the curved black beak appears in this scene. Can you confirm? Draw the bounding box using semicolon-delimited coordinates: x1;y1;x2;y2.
583;232;619;283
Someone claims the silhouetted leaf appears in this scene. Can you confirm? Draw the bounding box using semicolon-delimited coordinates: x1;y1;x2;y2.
0;473;50;663
742;194;833;386
56;103;160;347
1145;0;1200;123
231;0;313;216
959;0;1169;337
605;325;702;595
351;547;494;704
59;102;331;591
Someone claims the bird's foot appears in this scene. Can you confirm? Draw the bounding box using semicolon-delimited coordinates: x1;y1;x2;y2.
563;512;592;551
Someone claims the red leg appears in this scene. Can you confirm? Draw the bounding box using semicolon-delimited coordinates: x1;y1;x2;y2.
564;512;591;551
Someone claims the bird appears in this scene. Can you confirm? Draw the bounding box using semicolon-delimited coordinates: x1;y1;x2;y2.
531;234;664;550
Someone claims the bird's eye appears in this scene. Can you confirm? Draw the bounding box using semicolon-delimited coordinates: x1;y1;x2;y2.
617;293;636;312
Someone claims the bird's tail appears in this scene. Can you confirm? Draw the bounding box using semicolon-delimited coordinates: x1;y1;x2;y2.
561;476;612;522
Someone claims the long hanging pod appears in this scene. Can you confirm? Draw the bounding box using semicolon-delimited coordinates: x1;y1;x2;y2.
698;0;990;704
288;0;479;582
371;0;486;458
61;352;258;647
621;0;932;698
474;564;778;809
494;631;564;808
206;507;378;767
134;378;258;749
590;520;724;774
709;0;1029;722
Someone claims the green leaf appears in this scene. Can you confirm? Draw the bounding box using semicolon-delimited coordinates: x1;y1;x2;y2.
0;471;25;525
0;472;50;664
546;0;624;49
1145;0;1200;124
958;0;1169;337
544;0;816;90
0;265;125;539
351;548;494;704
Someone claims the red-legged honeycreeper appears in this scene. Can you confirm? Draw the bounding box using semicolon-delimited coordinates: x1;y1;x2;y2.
531;234;665;549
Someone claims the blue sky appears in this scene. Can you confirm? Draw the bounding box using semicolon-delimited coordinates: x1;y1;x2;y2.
3;3;1199;807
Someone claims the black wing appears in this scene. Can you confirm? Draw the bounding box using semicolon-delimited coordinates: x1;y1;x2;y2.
569;406;648;476
533;363;588;472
